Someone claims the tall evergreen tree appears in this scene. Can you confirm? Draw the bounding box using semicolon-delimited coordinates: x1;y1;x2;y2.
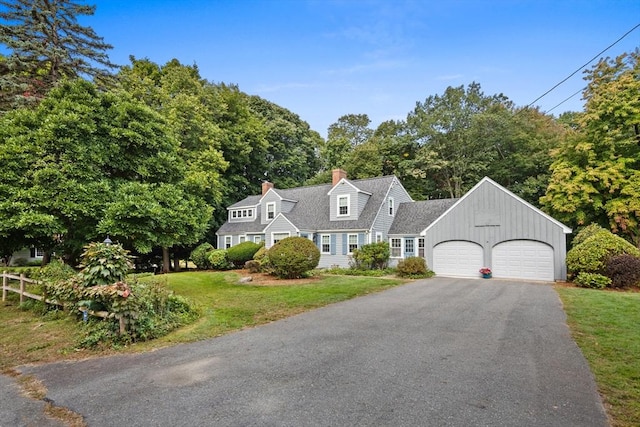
0;0;116;110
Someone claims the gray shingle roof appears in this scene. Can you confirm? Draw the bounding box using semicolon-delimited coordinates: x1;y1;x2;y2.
217;175;398;234
388;198;458;235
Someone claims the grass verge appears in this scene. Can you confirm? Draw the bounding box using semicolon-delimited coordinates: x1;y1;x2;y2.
556;286;640;427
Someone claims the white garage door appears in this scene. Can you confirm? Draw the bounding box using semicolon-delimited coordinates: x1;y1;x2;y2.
492;240;554;281
433;241;484;278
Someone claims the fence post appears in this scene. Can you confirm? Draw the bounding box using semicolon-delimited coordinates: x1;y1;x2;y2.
20;274;26;304
2;271;6;301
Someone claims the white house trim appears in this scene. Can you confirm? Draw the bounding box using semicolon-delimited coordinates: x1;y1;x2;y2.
327;178;372;196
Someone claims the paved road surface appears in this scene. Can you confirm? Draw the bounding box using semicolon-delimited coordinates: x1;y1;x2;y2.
16;278;608;426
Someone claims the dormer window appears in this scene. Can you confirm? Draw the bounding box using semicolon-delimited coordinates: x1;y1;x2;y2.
388;198;394;216
266;202;275;220
337;195;349;216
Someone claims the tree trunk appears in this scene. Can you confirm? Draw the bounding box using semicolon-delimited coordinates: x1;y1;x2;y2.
162;247;170;273
173;251;181;272
41;251;51;266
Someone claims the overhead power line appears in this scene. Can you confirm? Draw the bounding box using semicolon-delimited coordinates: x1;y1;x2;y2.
544;87;585;114
526;22;640;109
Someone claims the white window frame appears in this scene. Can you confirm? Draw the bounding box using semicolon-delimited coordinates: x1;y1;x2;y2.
254;235;262;244
337;195;350;217
376;232;383;243
272;232;290;245
348;233;358;254
418;238;425;258
247;209;253;218
390;238;402;258
231;210;237;219
266;202;276;220
239;235;246;243
321;234;331;254
388;197;395;216
405;238;415;254
225;236;232;249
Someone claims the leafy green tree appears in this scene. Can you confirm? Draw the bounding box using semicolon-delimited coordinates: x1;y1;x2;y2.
320;114;373;170
407;82;510;198
541;51;640;246
0;0;117;111
0;79;204;265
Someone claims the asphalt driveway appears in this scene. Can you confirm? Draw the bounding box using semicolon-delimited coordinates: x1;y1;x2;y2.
17;277;608;426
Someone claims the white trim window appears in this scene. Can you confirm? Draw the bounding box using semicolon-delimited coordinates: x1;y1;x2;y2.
321;234;331;254
405;238;415;254
225;236;232;249
272;232;289;245
337;195;350;216
376;232;383;243
254;235;262;244
348;234;358;254
388;197;394;216
418;238;425;258
266;202;276;220
390;238;401;258
239;236;246;243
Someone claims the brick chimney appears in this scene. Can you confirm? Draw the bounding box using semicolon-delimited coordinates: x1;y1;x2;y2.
262;181;274;195
332;169;347;187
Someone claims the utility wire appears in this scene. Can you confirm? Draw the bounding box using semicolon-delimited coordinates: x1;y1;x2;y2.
544;86;585;114
526;22;640;109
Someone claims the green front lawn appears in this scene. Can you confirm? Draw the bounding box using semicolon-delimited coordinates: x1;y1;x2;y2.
1;271;404;368
557;286;640;427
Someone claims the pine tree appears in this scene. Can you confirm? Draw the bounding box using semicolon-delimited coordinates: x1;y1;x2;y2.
0;0;117;111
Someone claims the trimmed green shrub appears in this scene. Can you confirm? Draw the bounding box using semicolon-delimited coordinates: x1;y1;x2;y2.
351;242;390;270
190;242;214;269
253;245;272;273
566;230;640;276
267;237;320;279
79;242;133;286
605;255;640;288
11;257;28;266
571;223;607;247
226;241;261;267
574;272;611;289
208;249;231;270
396;257;431;278
33;259;76;283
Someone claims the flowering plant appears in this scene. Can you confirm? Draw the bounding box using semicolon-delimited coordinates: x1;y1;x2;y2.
479;267;492;275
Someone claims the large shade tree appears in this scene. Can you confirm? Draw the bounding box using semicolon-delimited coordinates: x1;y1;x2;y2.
0;0;117;111
542;50;640;246
0;79;212;266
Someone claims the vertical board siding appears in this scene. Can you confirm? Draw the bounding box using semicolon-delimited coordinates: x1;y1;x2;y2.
425;181;569;280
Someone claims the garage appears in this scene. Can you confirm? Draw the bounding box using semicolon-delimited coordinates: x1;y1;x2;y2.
433;241;483;278
492;240;554;281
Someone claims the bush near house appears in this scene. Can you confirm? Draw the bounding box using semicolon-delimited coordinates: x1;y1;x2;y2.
351;242;390;270
267;237;320;279
566;227;640;289
190;243;214;269
252;245;272;273
226;241;261;267
208;249;231;270
396;257;433;278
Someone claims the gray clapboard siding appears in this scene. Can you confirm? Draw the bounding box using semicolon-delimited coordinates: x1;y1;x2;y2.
423;179;569;280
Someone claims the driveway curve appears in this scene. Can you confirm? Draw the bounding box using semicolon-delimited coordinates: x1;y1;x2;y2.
19;278;607;426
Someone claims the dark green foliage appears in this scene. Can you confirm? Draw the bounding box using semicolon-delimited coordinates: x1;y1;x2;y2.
605;255;640;288
574;272;611;289
226;241;260;267
572;224;607;247
396;257;431;278
190;243;214;269
351;242;390;269
0;0;117;111
267;237;320;279
78;242;133;286
208;249;231;270
323;266;396;277
566;230;640;277
252;245;272;273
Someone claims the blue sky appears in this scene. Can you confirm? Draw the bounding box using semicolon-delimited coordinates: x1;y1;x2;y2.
85;0;638;137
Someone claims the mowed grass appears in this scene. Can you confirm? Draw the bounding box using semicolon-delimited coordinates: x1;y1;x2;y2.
0;271;404;368
133;271;403;350
556;287;640;427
